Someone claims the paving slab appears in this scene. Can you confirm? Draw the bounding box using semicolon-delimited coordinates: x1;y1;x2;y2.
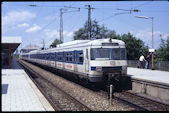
127;67;169;85
2;69;54;111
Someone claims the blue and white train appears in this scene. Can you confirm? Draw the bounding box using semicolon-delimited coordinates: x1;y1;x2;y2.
20;38;127;85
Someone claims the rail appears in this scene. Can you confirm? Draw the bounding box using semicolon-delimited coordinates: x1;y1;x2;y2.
18;59;92;111
18;60;60;111
96;90;169;111
114;91;169;111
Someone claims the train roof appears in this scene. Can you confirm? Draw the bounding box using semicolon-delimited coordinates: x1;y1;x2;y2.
58;38;125;47
21;39;125;54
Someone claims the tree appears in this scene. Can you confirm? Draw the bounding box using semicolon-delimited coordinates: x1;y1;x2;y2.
73;20;149;60
50;38;63;48
156;37;169;61
111;32;148;60
73;20;116;40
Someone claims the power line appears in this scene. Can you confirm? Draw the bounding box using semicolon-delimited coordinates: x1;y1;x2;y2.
132;1;153;9
141;10;169;13
37;16;57;34
98;8;140;23
98;14;117;23
3;3;169;12
3;3;65;8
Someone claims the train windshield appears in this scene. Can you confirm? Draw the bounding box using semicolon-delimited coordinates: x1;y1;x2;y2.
91;48;110;60
112;48;126;60
91;48;126;60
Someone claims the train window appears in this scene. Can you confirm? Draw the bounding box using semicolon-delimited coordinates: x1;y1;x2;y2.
62;52;65;62
49;53;54;60
49;53;52;60
69;52;72;62
91;48;110;60
66;52;73;62
44;54;46;59
90;48;126;60
52;53;55;60
43;54;45;59
121;48;126;60
66;53;69;61
111;48;126;60
41;54;43;59
79;53;83;63
57;53;63;61
47;54;50;59
46;54;47;59
49;54;51;60
57;53;60;61
55;53;57;61
112;48;120;60
41;54;42;59
74;51;77;63
76;51;83;64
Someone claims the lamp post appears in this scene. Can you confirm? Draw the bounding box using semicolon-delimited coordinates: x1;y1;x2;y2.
135;16;154;70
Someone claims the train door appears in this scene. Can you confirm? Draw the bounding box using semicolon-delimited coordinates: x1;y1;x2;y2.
85;49;89;72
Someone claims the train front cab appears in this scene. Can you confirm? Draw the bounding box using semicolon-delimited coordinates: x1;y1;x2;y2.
87;46;127;90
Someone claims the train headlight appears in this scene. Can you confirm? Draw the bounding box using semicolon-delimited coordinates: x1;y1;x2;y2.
96;67;102;72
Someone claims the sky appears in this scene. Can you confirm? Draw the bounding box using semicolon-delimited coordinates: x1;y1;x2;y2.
2;1;169;51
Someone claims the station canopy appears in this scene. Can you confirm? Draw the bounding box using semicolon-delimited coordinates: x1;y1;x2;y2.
2;36;22;54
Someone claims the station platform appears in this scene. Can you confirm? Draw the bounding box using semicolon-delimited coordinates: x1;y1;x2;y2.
2;58;54;111
127;67;169;105
127;67;169;85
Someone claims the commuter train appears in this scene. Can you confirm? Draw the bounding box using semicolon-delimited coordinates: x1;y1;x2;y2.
20;39;127;86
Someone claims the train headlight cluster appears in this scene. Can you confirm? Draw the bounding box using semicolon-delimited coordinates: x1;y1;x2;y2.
96;67;102;72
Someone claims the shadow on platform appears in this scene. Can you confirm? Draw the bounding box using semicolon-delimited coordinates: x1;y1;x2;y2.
2;57;22;69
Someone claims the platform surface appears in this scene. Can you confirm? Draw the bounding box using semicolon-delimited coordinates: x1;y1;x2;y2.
127;67;169;85
2;69;54;111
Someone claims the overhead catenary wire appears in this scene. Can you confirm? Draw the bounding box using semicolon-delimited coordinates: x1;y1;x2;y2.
37;16;58;34
98;8;140;23
3;2;169;47
3;3;169;12
131;1;153;9
59;6;80;42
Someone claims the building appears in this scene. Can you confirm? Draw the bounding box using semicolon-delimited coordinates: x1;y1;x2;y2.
1;36;22;67
20;44;41;53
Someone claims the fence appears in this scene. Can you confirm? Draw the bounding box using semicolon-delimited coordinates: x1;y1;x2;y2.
127;60;169;71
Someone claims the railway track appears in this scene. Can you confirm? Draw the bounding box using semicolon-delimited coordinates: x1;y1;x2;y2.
17;59;169;111
96;89;169;111
17;59;139;111
18;59;92;111
114;91;169;111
